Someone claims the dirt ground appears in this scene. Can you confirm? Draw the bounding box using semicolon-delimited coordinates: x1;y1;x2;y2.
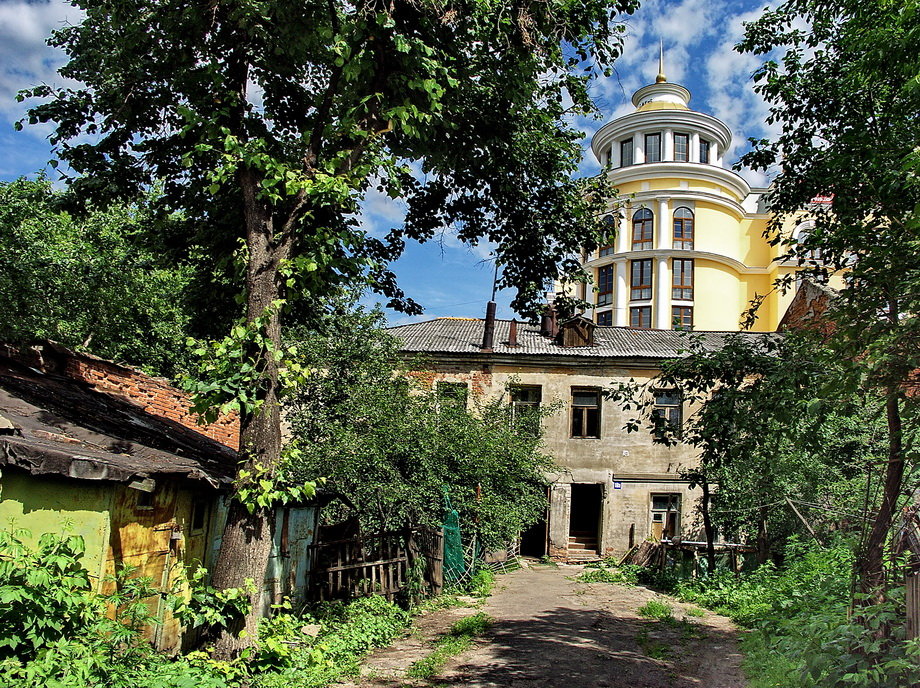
337;562;747;688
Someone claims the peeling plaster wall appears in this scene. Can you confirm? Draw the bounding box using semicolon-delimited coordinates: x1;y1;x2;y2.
411;358;704;560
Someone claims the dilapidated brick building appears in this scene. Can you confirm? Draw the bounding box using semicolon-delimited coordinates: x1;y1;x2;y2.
390;314;766;561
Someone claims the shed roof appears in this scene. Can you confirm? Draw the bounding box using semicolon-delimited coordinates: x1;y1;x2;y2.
389;318;767;359
0;354;237;488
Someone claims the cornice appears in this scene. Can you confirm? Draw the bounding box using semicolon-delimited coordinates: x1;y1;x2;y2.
583;248;772;275
608;163;751;205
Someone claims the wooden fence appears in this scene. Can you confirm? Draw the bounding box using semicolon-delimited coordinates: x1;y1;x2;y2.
308;527;444;602
907;570;920;640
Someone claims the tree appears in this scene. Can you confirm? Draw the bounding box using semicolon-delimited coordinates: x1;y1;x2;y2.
609;330;881;571
285;304;555;548
737;0;920;597
0;177;198;376
20;0;639;653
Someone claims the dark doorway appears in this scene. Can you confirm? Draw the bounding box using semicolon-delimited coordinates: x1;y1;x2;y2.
569;483;602;555
519;517;547;557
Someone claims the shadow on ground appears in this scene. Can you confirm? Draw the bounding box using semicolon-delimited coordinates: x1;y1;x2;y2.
438;605;742;688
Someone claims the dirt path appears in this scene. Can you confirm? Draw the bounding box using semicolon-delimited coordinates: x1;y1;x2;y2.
340;562;747;688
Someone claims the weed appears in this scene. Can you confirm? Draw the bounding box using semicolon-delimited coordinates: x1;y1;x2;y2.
684;606;705;618
468;569;495;598
406;612;493;680
635;629;671;660
638;599;673;621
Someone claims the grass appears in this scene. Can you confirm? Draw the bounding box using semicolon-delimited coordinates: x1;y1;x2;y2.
684;606;705;618
576;567;636;586
635;629;671;660
405;612;494;680
637;599;673;621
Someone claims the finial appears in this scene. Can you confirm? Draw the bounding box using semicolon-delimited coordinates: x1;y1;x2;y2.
656;41;666;83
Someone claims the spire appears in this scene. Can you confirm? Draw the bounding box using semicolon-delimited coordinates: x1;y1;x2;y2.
656;41;667;83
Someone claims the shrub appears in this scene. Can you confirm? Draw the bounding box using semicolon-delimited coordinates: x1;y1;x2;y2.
637;600;673;621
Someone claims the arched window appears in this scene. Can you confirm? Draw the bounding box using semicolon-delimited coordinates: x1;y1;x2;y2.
673;207;694;250
632;208;653;250
599;214;617;256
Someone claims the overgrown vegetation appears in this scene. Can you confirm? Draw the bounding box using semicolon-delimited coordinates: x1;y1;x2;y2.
405;612;493;680
0;530;412;687
0;178;205;376
286;305;556;549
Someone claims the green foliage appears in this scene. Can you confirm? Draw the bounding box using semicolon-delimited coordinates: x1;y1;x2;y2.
668;538;920;687
0;178;199;376
169;566;255;631
0;529;98;659
637;600;673;622
406;612;493;679
577;566;638;586
467;569;495;599
253;596;409;688
0;530;230;687
286;304;555;549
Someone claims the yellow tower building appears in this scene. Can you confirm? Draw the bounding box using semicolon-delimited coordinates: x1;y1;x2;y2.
582;57;800;332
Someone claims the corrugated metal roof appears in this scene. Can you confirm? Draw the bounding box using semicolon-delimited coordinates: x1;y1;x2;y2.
389;318;769;359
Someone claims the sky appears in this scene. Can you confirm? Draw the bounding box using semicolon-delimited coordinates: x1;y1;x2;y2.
0;0;778;325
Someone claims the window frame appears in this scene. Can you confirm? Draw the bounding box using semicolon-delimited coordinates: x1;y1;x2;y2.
597;265;614;306
650;493;681;540
672;207;694;250
652;389;682;436
436;381;469;408
570;387;601;439
630;258;653;300
673;133;689;162
699;139;710;164
631;208;654;250
629;305;652;328
645;133;662;163
671;305;693;330
620;138;633;167
672;258;694;301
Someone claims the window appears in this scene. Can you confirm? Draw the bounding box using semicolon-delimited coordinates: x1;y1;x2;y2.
437;381;468;407
652;390;682;434
672;258;694;300
620;138;633;167
674;133;689;162
672;306;693;330
136;490;154;510
650;494;681;540
571;388;601;438
632;208;653;250
599;214;617;256
630;305;652;328
645;133;661;163
597;265;613;306
699;139;710;164
673;207;694;249
630;259;652;300
191;498;208;534
596;310;612;326
511;385;542;434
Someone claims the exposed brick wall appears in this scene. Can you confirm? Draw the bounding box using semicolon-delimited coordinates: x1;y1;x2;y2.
49;349;240;450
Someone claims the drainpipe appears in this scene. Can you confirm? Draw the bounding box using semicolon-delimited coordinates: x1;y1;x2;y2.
481;301;497;352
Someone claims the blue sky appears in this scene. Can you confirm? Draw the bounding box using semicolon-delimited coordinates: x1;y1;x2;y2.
0;0;777;325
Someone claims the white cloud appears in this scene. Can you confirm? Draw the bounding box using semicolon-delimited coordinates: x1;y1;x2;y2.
0;0;83;129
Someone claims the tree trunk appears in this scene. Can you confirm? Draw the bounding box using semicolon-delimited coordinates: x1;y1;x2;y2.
700;479;717;574
858;392;904;601
210;168;293;658
756;505;770;565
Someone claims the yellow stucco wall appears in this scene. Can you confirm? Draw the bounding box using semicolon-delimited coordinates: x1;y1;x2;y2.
0;470;114;585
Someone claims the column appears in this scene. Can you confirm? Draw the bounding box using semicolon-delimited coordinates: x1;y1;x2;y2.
657;197;672;250
664;128;674;161
690;132;700;163
611;141;620;168
635;135;645;164
616;210;630;253
614;260;628;327
656;256;672;329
